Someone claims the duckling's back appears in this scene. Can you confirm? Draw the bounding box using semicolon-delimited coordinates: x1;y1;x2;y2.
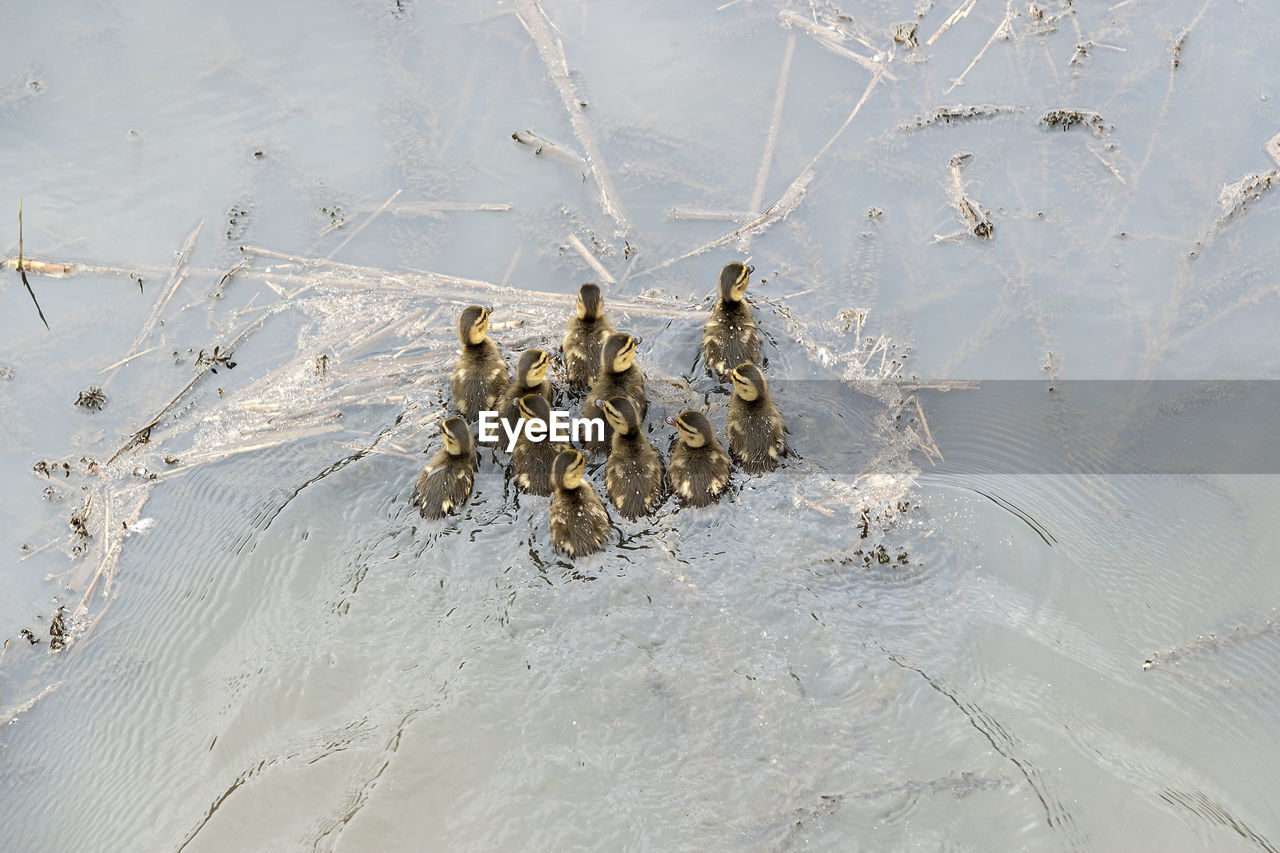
452;340;508;421
550;486;611;556
582;367;646;453
669;442;730;507
728;395;786;474
703;300;760;379
513;437;569;496
605;432;665;519
562;317;614;391
413;450;476;519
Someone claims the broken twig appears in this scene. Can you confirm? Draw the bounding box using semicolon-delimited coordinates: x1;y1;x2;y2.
17;200;50;330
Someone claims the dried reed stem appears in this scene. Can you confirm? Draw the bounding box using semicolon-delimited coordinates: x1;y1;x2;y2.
511;129;589;169
326;189;401;262
0;681;64;727
944;2;1014;94
109;220;204;384
515;0;630;235
750;30;797;215
644;66;884;274
670;208;754;222
927;0;977;46
566;233;616;284
778;10;897;80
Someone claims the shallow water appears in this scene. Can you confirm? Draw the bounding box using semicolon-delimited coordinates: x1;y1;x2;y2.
3;1;1280;850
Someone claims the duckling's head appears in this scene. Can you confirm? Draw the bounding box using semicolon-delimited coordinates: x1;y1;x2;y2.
517;392;551;424
668;410;715;448
517;348;550;385
597;396;642;435
552;448;586;490
601;333;640;374
458;305;491;346
440;416;474;456
730;362;768;402
576;283;604;321
717;262;754;303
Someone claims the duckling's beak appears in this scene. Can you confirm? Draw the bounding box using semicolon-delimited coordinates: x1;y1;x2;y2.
483;305;493;315
632;335;643;345
595;399;607;410
664;415;679;427
745;264;755;276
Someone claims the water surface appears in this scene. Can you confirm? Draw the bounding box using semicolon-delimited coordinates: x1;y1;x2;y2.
3;1;1280;850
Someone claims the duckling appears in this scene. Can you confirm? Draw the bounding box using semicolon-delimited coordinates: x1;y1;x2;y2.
450;305;509;421
727;362;786;474
412;417;477;519
581;333;646;455
561;283;614;392
598;396;665;519
549;449;612;557
494;348;554;441
667;410;730;507
702;262;760;380
511;393;571;496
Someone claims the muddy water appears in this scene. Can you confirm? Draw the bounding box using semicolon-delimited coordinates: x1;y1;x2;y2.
3;1;1280;850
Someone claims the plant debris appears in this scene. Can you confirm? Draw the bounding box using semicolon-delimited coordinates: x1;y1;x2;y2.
49;607;67;651
1039;109;1111;135
16;199;50;330
74;386;108;410
19;628;41;645
225;200;252;241
320;204;346;229
1189;170;1280;256
69;500;92;540
33;460;71;478
1170;32;1187;69
946;153;994;239
195;346;237;374
900;103;1019;131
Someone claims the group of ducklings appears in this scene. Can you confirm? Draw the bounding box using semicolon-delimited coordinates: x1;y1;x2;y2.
413;262;786;557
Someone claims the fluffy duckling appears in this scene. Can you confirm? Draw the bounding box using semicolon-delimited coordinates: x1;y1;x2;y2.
549;449;612;557
581;333;646;455
494;348;554;439
727;362;786;474
667;410;730;507
703;262;760;380
599;396;664;519
512;393;571;496
450;305;509;421
412;417;477;519
561;283;614;392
